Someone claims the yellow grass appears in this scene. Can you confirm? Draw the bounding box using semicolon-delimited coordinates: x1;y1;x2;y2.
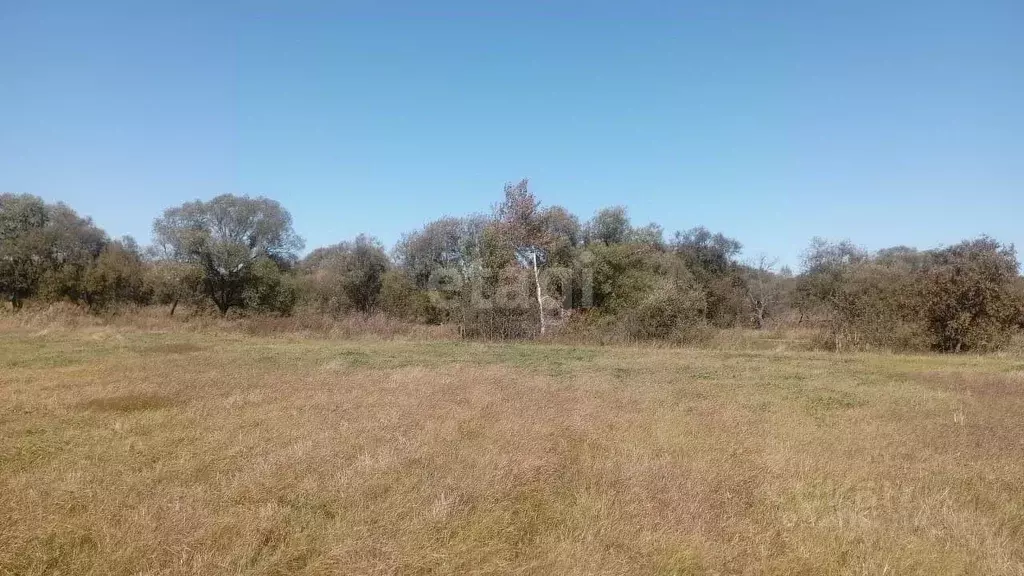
1;325;1023;574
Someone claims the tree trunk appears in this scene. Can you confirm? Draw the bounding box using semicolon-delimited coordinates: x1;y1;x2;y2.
169;298;179;317
212;292;229;316
532;252;545;336
213;287;230;316
832;315;843;353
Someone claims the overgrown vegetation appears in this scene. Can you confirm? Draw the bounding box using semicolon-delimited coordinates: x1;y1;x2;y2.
3;184;1023;352
797;237;1024;352
2;328;1023;574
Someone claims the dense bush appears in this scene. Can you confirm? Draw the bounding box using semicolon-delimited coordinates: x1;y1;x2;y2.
145;259;204;316
82;238;152;310
4;186;1024;352
378;270;432;321
243;257;299;315
798;237;1023;352
920;238;1022;352
1;194;145;310
300;234;390;315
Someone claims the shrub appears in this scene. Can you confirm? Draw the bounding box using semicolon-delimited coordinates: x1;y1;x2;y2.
920;238;1022;352
798;237;1024;352
378;270;431;321
244;257;299;315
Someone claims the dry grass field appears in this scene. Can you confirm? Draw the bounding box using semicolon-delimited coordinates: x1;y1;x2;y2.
1;325;1023;575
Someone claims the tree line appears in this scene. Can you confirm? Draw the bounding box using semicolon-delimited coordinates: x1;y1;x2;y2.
3;182;1022;352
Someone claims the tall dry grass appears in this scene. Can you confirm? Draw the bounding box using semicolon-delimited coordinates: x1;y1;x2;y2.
0;303;458;341
0;303;823;352
1;326;1023;574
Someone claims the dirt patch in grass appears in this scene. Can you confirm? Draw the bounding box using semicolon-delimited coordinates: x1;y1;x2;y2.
804;389;868;414
79;393;179;413
914;370;1024;401
140;342;205;355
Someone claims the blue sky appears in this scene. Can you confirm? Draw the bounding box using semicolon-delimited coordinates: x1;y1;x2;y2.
2;0;1021;267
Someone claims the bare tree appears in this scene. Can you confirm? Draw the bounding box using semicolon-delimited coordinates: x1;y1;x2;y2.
743;255;782;329
496;179;549;335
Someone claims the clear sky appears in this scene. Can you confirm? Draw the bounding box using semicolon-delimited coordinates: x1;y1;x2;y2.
2;0;1021;267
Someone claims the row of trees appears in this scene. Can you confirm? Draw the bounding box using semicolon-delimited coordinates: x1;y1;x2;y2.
3;184;1022;352
0;194;147;310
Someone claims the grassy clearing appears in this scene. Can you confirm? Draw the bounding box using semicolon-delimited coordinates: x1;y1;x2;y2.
1;326;1023;574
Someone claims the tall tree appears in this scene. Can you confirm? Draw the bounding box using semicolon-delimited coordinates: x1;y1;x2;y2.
39;204;109;304
394;216;486;290
495;179;550;334
1;194;108;308
302;234;391;313
797;238;869;351
587;206;631;246
82;237;151;310
0;194;49;309
671;227;742;278
921;237;1022;352
671;227;745;326
394;215;491;326
742;255;783;329
152;194;303;314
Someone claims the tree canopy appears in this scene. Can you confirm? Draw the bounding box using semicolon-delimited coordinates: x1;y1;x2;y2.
152;194;303;314
3;185;1022;353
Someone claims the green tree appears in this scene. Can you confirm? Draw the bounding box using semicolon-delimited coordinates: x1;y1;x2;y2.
244;256;299;315
921;238;1022;352
82;237;151;310
0;194;49;309
378;269;430;320
301;234;391;314
394;215;491;325
152;194;303;315
671;227;745;326
797;238;871;351
146;257;204;316
586;206;631;246
1;195;108;308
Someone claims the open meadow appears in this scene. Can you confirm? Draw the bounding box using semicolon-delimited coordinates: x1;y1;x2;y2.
1;326;1023;575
